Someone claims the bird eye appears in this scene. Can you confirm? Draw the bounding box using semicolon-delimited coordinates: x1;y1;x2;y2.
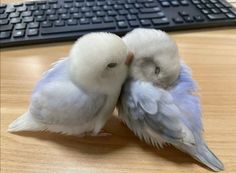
107;63;117;68
155;66;160;74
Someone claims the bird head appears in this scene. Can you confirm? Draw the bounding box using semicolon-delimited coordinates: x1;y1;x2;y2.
69;32;132;94
123;28;181;88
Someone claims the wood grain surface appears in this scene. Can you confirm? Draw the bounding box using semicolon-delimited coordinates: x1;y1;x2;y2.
1;1;236;173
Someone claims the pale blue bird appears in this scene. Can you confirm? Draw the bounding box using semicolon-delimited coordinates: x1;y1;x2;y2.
118;28;224;171
8;32;132;136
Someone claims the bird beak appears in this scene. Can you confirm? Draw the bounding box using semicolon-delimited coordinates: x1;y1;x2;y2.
125;51;134;65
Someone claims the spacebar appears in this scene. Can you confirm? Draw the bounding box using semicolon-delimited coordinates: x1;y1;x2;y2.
41;23;116;35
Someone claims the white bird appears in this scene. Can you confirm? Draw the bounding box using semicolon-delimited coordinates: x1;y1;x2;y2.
118;28;224;171
8;32;132;136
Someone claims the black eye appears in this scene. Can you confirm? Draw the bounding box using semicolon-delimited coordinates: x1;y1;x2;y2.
107;63;117;68
155;66;160;74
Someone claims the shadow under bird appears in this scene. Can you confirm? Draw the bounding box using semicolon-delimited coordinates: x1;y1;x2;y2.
118;28;224;172
8;32;132;136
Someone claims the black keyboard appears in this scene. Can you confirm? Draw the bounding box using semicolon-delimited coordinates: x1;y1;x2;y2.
0;0;235;48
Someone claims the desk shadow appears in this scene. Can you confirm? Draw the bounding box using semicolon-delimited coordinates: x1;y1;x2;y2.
9;114;213;171
10;115;133;155
134;133;214;171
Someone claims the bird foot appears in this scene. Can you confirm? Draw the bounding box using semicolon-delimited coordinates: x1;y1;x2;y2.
92;129;112;137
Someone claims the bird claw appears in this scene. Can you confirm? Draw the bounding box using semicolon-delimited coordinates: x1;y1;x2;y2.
92;129;112;137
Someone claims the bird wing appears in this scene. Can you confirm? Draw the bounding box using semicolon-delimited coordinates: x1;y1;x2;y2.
170;63;203;133
29;58;107;126
121;77;197;146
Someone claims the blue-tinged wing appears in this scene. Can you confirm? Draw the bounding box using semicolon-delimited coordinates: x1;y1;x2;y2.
30;58;107;126
170;63;202;133
120;77;196;146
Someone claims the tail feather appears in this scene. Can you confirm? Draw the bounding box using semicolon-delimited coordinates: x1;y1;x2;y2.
193;143;224;172
8;111;45;132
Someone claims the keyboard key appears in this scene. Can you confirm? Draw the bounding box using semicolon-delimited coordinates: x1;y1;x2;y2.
48;0;57;4
41;23;116;35
85;12;94;18
81;7;90;12
36;15;46;22
0;19;8;25
10;18;21;24
23;16;34;23
55;20;65;26
69;7;79;13
212;8;220;14
0;13;8;19
14;3;23;7
96;11;106;17
46;9;56;15
22;11;32;17
118;21;128;28
220;8;228;13
41;21;52;27
127;14;136;20
0;31;11;39
108;10;117;16
115;15;126;21
40;4;49;10
140;7;160;13
29;22;39;28
194;15;205;22
28;5;38;11
92;6;102;11
72;13;82;19
58;8;67;14
119;10;128;15
9;12;20;18
179;11;188;16
226;13;235;19
180;0;189;6
79;18;90;24
48;15;58;21
61;13;70;20
230;8;236;15
207;14;227;20
5;7;16;13
52;4;60;9
67;19;77;25
160;1;170;7
34;10;44;16
215;3;223;8
152;18;169;25
13;30;25;38
129;20;139;27
173;17;184;23
0;24;13;31
92;17;102;23
144;3;158;8
219;0;232;8
202;9;211;14
15;23;26;29
27;28;39;36
140;19;151;26
0;4;7;9
171;1;179;7
138;12;164;19
104;16;113;22
183;16;193;23
0;9;5;14
17;6;27;12
129;9;138;14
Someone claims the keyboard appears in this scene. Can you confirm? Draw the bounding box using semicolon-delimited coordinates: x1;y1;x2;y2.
0;0;235;48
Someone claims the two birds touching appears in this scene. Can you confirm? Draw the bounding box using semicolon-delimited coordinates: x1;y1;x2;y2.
8;28;224;172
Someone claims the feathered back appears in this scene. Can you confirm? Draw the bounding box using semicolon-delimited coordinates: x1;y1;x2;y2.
170;63;202;133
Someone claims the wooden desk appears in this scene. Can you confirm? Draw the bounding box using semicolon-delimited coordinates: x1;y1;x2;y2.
1;1;236;173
